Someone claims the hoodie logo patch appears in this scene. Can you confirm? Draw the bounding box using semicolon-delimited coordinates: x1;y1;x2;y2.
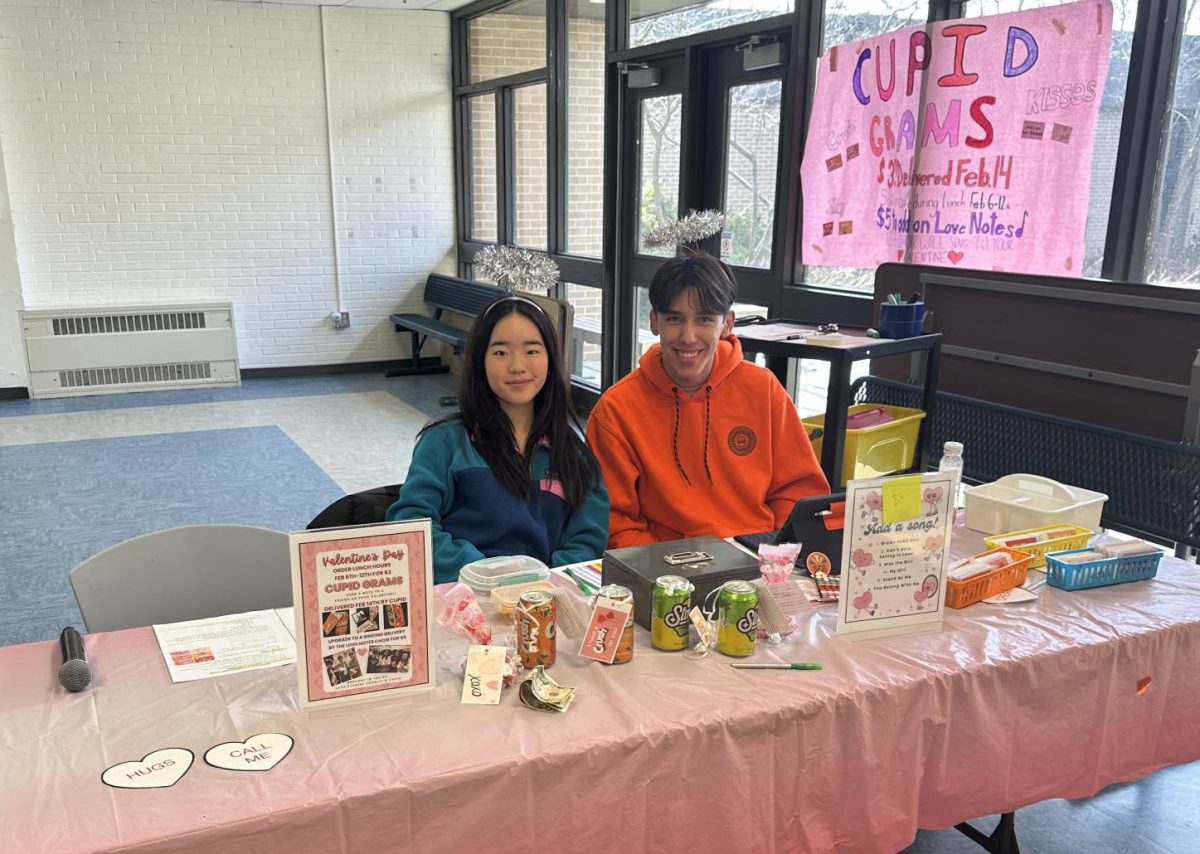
728;426;757;456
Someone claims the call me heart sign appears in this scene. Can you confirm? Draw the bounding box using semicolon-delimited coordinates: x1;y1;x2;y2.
204;733;294;772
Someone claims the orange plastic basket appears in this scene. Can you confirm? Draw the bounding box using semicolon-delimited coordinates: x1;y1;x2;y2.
944;546;1033;609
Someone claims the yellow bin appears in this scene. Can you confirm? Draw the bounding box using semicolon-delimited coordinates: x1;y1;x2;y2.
803;403;926;486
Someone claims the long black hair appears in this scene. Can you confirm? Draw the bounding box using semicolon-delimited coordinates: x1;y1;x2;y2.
420;296;599;508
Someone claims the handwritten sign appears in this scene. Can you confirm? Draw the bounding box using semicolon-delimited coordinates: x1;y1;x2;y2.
801;0;1113;275
837;472;955;639
882;475;923;524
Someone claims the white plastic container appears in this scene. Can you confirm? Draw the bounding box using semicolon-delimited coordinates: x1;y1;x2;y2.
963;473;1107;534
458;555;550;593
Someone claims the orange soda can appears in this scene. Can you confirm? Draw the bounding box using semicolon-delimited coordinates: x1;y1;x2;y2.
516;590;556;668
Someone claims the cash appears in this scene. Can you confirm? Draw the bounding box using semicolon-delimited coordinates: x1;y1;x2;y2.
518;665;576;713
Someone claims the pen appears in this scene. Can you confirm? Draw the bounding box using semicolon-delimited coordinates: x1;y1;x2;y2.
782;333;807;341
563;567;598;596
730;663;823;670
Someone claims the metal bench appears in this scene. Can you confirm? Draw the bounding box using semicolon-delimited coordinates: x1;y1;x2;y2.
852;376;1200;557
386;274;506;376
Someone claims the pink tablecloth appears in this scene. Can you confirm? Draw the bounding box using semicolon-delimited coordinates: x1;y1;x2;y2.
3;550;1199;854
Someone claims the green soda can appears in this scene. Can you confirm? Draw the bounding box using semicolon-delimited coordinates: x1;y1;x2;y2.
717;580;759;657
651;575;694;651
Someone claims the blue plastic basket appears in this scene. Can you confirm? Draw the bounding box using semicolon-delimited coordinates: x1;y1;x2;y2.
1044;548;1162;591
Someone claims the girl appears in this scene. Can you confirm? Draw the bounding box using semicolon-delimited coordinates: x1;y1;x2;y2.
386;296;609;583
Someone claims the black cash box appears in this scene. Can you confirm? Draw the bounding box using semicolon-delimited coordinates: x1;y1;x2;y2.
601;536;759;630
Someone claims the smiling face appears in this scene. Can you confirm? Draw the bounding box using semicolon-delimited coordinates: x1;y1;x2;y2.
484;312;548;420
649;287;734;390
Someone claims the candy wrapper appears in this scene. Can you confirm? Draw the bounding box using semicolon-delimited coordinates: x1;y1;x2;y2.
437;582;494;645
758;543;801;584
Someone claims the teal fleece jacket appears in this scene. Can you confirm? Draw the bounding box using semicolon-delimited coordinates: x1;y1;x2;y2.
386;420;609;583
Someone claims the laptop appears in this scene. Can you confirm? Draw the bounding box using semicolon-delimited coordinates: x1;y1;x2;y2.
733;492;846;573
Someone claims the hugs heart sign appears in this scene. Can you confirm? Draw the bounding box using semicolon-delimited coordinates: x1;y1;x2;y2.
102;748;194;789
204;733;293;772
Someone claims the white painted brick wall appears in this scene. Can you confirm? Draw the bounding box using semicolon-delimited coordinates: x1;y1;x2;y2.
0;0;456;377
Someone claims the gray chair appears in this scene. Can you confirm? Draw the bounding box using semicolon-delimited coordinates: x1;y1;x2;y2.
69;525;292;632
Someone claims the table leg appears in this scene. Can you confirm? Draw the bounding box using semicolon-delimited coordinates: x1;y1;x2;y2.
822;353;851;489
917;337;941;472
954;811;1021;854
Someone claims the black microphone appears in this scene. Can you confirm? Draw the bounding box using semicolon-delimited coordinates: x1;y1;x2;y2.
58;626;93;692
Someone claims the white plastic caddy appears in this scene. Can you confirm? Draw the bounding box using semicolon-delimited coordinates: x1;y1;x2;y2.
963;473;1108;534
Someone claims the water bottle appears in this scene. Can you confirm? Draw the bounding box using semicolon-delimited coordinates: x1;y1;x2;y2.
938;441;964;509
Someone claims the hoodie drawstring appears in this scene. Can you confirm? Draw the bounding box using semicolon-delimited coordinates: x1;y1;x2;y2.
671;386;714;485
703;385;713;483
671;387;691;485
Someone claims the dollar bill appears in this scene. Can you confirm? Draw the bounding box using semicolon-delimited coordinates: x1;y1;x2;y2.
519;665;576;713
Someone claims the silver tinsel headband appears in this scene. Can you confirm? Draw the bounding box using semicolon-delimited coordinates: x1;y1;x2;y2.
473;245;560;295
642;209;725;248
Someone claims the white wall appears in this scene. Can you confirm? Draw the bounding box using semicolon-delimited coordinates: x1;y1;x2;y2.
0;0;456;388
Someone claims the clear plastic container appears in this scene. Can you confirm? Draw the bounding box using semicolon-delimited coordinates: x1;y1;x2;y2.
458;555;550;593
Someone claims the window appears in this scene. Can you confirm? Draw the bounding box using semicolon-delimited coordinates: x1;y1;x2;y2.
964;0;1140;278
1144;0;1200;286
630;0;792;48
722;80;782;269
514;84;548;249
802;0;929;292
567;0;606;257
455;1;605;386
468;94;498;243
637;94;683;257
567;282;604;382
468;0;548;83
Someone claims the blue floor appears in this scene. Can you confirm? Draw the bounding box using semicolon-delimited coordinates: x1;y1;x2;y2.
0;426;343;646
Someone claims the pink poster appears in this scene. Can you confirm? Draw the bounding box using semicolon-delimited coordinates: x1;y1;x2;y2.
801;0;1112;275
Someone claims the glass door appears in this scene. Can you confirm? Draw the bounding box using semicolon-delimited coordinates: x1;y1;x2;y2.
613;30;790;378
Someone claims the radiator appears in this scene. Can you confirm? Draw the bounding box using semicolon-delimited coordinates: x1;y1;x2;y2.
20;302;241;398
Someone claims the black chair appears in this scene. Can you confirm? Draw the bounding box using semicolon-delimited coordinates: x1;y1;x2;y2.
308;484;402;529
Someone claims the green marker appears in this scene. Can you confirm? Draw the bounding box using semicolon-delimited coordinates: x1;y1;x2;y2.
730;662;823;670
562;567;597;596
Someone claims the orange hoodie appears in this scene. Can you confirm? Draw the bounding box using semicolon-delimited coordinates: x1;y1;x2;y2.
586;335;830;547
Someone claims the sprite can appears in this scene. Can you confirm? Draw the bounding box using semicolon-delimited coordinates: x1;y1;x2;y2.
651;575;694;651
717;580;758;657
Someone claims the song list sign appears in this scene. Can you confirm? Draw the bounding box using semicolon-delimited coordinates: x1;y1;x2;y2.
801;0;1112;275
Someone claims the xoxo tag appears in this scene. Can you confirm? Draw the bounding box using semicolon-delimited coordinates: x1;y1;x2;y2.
204;733;294;772
461;645;505;705
102;748;194;789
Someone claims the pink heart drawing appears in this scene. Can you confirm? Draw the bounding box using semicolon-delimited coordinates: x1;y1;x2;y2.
947;251;964;264
486;680;500;691
866;491;882;511
923;487;943;504
851;548;873;568
896;249;904;261
853;590;873;610
925;534;945;550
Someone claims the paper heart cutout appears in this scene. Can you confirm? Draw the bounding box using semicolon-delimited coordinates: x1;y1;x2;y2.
102;748;193;789
204;733;294;773
853;590;873;610
947;250;964;264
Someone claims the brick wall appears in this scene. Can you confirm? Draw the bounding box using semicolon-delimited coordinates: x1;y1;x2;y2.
0;0;456;383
